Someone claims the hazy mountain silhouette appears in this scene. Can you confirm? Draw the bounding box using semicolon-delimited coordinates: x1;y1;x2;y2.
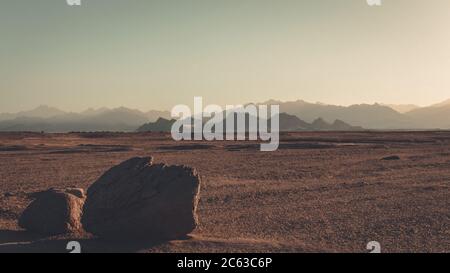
277;113;312;131
80;107;110;116
135;113;363;133
276;114;362;131
259;100;413;129
0;105;66;121
137;118;176;132
0;107;170;132
330;119;364;131
145;110;171;121
429;99;450;108
405;103;450;129
382;104;420;113
1;98;450;132
311;118;330;130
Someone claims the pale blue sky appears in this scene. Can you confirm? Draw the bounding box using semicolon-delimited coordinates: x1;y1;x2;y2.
1;0;450;112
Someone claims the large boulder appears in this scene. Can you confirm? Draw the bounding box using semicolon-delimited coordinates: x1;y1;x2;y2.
19;188;85;235
82;157;201;241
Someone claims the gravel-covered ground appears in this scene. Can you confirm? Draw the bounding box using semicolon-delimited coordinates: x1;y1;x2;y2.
0;131;448;253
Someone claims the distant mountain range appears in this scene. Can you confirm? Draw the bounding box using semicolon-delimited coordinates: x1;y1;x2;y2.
262;100;410;129
261;99;450;129
1;98;450;132
137;112;363;133
274;114;363;131
381;104;420;114
404;100;450;129
0;106;171;132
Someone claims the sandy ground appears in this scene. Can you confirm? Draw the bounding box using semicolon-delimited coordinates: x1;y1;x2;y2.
0;131;448;253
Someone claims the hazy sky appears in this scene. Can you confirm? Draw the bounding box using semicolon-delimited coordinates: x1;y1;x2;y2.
1;0;450;112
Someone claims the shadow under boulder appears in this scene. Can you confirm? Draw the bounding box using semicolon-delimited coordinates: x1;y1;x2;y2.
381;155;401;161
82;157;201;241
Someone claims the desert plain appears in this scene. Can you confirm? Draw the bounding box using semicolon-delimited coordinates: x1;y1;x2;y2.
0;131;448;253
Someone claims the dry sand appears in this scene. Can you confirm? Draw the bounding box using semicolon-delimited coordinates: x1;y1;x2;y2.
0;131;448;253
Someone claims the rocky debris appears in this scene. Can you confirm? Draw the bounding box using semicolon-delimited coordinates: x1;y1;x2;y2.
82;157;201;241
382;155;401;161
355;181;368;187
3;192;14;197
18;188;85;235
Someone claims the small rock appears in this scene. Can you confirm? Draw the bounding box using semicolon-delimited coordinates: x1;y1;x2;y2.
19;188;85;235
4;192;14;197
82;157;201;241
382;155;400;161
356;181;368;187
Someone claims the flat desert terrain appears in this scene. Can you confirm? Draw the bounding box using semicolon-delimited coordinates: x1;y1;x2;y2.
0;131;448;253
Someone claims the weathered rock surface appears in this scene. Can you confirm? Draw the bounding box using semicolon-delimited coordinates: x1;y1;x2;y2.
65;188;85;199
82;157;201;241
19;188;85;235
